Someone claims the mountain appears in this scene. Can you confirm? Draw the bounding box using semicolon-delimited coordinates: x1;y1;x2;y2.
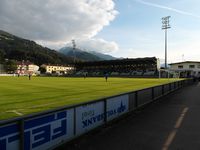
89;51;116;60
59;47;116;61
0;30;75;65
59;47;101;61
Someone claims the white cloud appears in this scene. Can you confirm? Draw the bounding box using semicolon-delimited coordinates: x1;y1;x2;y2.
0;0;118;50
37;38;119;53
77;38;119;53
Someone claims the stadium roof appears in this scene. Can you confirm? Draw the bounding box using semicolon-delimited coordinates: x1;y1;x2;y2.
169;61;200;65
75;57;158;66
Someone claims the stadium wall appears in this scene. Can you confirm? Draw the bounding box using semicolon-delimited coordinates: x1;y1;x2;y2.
0;79;194;150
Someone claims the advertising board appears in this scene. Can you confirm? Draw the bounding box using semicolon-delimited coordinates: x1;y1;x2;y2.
75;102;104;135
106;95;129;121
0;123;19;150
0;109;74;150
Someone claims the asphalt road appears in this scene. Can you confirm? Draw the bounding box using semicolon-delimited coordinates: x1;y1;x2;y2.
58;82;200;150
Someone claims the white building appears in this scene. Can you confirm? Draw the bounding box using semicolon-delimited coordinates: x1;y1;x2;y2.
16;61;39;75
169;61;200;78
42;64;74;74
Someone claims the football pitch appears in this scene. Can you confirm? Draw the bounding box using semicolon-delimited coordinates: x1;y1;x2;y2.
0;77;180;120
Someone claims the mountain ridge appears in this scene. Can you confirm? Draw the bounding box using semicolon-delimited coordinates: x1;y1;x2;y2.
0;30;77;65
59;47;116;61
0;30;117;64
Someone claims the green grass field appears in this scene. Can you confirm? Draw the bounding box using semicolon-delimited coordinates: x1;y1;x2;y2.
0;77;181;120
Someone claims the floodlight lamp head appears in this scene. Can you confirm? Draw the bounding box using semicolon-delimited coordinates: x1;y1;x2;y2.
162;16;171;30
162;16;171;20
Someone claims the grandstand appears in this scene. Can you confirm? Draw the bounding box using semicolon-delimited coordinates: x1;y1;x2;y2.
74;57;160;77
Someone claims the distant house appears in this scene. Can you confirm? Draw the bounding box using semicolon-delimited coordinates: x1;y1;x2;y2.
42;64;74;75
16;61;39;75
169;61;200;78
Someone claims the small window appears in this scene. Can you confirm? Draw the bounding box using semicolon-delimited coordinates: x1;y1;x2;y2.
189;65;195;68
178;65;183;69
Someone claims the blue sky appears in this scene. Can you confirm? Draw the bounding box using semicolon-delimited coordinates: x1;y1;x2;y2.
95;0;200;63
1;0;200;63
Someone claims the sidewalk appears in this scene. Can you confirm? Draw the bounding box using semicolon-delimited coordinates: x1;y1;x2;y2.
58;83;200;150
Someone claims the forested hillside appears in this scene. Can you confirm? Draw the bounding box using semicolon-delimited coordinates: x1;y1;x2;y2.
0;30;76;65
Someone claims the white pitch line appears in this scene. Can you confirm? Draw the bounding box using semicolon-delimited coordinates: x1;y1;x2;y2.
6;110;23;116
3;101;67;116
3;98;78;116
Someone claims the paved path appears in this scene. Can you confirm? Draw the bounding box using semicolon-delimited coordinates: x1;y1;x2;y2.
58;82;200;150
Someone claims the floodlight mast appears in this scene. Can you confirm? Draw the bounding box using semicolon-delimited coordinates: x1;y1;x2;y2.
162;16;171;69
72;39;76;63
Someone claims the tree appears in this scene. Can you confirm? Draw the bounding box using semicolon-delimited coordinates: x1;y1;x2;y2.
4;59;17;73
38;66;46;74
0;49;5;63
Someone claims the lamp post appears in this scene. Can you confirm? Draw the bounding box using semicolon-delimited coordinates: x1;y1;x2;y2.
162;16;171;69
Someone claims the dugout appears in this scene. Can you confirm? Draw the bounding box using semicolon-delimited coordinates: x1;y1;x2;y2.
74;57;160;77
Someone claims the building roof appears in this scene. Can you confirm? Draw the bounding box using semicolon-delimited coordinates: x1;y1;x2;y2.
16;61;34;66
169;61;200;65
75;57;158;67
43;64;73;67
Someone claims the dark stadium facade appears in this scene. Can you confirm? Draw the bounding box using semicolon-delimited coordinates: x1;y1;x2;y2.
73;57;160;77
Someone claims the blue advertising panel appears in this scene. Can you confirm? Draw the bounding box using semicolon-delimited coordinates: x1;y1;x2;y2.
0;109;74;150
75;102;104;135
0;123;20;150
106;95;129;121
